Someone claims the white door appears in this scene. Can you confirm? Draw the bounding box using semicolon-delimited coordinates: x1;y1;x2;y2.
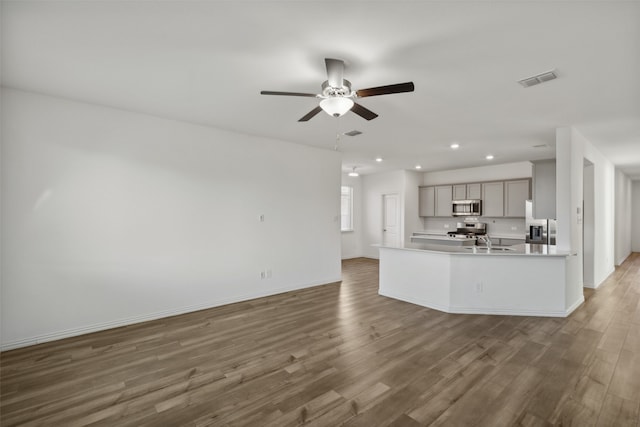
382;194;400;247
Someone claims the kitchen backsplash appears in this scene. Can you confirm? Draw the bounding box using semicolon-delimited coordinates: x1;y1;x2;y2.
422;217;526;237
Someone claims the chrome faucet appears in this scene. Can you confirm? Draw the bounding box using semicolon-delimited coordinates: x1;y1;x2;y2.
477;235;492;248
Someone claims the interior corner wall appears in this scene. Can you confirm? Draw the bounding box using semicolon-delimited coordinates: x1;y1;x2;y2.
632;181;640;252
614;169;632;265
403;171;424;246
361;170;405;259
556;127;616;291
555;127;583;255
1;88;342;350
341;173;363;259
582;133;616;285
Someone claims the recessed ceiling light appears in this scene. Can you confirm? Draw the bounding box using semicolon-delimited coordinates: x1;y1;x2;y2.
415;165;422;170
375;157;383;162
486;155;494;160
450;143;460;149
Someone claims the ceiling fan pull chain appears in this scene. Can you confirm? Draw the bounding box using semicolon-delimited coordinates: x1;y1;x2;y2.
334;116;341;151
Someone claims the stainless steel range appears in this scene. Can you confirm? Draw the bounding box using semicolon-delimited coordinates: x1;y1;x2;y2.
447;222;487;239
410;222;487;246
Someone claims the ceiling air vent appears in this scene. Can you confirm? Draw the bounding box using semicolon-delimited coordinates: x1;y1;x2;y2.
518;70;558;88
344;130;362;137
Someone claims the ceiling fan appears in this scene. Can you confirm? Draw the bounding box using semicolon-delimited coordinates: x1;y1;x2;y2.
260;58;415;122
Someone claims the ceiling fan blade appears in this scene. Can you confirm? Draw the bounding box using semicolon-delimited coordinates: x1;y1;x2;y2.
261;90;318;97
356;82;415;98
325;58;345;88
351;103;379;121
298;106;323;122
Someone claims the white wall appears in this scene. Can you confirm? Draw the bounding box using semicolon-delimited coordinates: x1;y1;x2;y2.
361;170;405;259
615;169;632;264
358;170;424;259
583;134;616;285
423;161;532;185
341;173;363;259
1;89;342;349
556;127;616;290
632;181;640;252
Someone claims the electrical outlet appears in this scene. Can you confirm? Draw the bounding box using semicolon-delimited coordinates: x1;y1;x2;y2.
476;282;483;293
444;224;450;229
266;269;272;278
511;226;517;231
259;214;265;222
260;271;266;279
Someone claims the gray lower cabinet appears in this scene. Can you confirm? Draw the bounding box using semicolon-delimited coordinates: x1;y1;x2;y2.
482;181;504;217
504;179;531;217
419;186;435;217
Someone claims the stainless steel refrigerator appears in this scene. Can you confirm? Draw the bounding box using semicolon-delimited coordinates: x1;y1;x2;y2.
525;200;557;245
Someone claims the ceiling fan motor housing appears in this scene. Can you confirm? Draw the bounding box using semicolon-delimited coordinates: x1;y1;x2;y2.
321;80;353;98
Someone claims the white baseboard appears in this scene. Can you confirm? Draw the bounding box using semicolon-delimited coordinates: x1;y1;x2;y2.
584;266;617;290
615;252;631;266
378;289;451;313
380;290;585;318
1;276;341;352
341;254;365;260
564;295;585;316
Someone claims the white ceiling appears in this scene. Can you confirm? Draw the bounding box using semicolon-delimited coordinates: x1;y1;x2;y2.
2;1;640;178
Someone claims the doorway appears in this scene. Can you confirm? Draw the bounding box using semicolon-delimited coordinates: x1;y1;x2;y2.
382;193;400;247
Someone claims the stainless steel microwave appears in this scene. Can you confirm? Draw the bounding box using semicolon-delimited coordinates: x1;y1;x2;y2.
452;199;482;216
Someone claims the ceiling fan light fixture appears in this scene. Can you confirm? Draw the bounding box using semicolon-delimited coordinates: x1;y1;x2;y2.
348;166;359;177
320;97;354;117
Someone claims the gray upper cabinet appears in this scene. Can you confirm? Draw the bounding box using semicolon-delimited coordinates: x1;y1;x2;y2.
453;183;481;200
532;160;556;219
435;185;453;217
467;183;481;199
504;179;531;217
482;181;504;217
419;186;435;217
420;178;530;218
453;184;466;200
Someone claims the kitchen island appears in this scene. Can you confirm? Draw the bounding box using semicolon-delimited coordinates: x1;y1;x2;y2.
378;242;582;317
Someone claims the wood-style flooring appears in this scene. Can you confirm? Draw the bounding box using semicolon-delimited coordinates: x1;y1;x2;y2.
2;255;640;426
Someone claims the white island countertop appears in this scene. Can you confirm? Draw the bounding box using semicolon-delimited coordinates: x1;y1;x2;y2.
377;242;582;317
381;242;573;257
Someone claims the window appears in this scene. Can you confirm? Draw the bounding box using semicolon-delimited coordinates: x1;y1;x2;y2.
341;186;353;231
